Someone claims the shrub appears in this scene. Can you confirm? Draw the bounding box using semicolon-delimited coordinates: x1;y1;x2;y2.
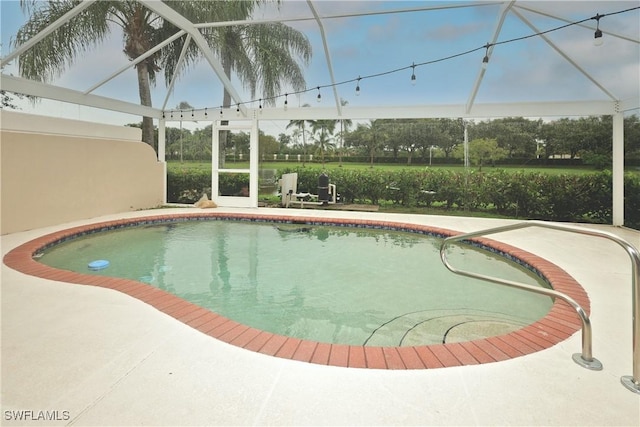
167;166;639;229
167;168;210;203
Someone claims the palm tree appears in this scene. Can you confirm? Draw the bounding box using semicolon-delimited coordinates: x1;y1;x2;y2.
337;98;352;166
286;104;311;166
14;1;312;153
309;119;336;168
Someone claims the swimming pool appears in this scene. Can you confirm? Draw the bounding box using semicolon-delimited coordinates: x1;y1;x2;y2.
35;219;552;346
4;212;589;369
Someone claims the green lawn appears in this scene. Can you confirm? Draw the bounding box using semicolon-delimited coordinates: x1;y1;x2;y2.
167;160;636;176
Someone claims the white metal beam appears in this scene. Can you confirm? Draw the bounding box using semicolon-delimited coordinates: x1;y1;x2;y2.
174;100;617;123
306;0;342;115
466;1;516;114
512;8;618;101
514;4;640;44
84;30;187;95
194;1;502;29
161;34;193;111
0;0;97;67
136;0;247;115
1;74;160;118
620;96;640;112
612;111;624;226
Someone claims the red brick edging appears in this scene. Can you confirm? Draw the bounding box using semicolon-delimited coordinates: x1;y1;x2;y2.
3;212;589;369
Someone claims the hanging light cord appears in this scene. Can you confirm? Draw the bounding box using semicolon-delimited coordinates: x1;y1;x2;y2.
165;6;638;117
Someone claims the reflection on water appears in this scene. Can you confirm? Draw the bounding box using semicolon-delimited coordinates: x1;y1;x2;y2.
38;220;553;346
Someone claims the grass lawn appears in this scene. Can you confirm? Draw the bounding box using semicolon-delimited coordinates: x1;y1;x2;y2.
167;160;636;176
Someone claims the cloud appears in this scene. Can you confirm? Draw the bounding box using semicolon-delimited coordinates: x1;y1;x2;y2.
423;21;487;41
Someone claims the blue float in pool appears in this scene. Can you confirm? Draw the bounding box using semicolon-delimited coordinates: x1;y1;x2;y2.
88;259;110;270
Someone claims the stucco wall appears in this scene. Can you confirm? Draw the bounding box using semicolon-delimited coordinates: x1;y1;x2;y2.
1;111;164;234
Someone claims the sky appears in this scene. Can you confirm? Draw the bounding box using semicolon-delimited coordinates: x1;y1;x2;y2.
1;0;639;136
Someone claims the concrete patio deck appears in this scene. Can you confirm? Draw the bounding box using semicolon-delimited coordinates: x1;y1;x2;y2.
2;208;639;426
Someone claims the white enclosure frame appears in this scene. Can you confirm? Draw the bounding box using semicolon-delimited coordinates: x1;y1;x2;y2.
1;1;638;223
212;120;259;208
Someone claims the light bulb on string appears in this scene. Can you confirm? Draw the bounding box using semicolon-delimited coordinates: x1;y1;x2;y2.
593;13;604;46
355;76;361;96
317;86;322;103
481;43;490;69
284;93;288;111
170;110;173;119
410;63;416;86
191;109;194;118
204;107;208;117
236;104;241;117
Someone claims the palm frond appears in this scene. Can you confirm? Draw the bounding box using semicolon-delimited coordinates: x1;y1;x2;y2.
15;1;114;82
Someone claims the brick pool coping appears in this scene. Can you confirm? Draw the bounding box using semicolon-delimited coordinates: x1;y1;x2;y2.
3;212;590;369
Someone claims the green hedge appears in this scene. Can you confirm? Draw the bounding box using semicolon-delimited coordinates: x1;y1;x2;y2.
167;167;640;228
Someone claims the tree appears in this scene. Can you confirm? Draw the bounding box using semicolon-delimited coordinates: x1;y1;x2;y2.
453;138;507;171
277;133;292;152
286;104;312;166
259;132;279;160
309;119;336;167
175;101;194;162
337;98;352;166
346;120;388;167
1;90;27;110
163;2;312;167
471;117;540;158
14;1;311;155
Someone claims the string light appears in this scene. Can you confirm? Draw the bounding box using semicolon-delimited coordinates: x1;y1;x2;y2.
180;110;183;118
482;43;490;69
593;13;604;46
159;6;636;117
236;104;240;116
410;63;416;85
204;107;208;117
191;109;194;117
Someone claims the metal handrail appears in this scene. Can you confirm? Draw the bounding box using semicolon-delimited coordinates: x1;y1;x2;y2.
439;220;640;394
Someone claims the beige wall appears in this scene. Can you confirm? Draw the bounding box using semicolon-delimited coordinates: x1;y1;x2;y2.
1;111;164;234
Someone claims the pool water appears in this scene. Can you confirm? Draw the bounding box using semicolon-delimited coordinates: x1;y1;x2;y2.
38;220;553;346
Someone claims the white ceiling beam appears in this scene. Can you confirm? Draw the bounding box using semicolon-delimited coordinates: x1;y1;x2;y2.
161;34;193;111
136;0;247;115
306;0;341;115
1;74;161;118
231;100;617;121
514;4;640;44
512;8;618;101
466;1;516;115
620;96;640;112
0;0;97;68
84;30;187;95
194;1;502;29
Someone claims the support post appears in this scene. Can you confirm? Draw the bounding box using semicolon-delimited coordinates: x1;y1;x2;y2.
158;118;167;204
612;111;624;226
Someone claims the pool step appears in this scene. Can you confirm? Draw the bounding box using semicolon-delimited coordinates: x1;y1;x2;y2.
365;309;528;346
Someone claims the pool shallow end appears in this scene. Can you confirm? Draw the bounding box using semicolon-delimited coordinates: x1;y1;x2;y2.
3;211;589;369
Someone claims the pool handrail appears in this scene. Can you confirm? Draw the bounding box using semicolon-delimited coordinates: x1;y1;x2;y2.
439;220;640;394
